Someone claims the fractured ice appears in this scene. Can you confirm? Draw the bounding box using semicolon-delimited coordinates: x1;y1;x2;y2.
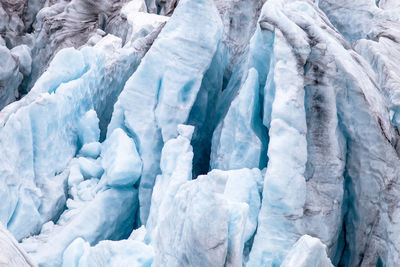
1;0;400;266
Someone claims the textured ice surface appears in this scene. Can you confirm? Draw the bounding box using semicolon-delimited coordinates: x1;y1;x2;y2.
2;0;400;266
3;9;164;261
0;223;36;267
211;68;266;170
0;1;35;106
152;168;262;267
62;226;153;266
26;0;127;91
248;0;400;266
22;159;138;267
0;13;163;241
63;237;154;267
120;1;168;45
101;128;142;187
146;124;262;266
21;120;140;266
146;124;194;242
210;14;273;173
108;0;223;223
281;235;333;267
0;44;30;110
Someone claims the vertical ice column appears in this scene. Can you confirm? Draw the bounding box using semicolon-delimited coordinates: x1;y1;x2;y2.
248;4;310;262
108;0;223;223
211;68;267;171
146;124;194;242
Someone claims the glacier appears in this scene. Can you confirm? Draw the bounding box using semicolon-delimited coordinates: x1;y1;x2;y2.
0;223;36;267
1;0;400;266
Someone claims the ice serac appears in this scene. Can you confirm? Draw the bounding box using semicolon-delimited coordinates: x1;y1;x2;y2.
2;0;400;266
22;185;137;267
0;16;164;240
281;235;333;267
248;1;309;265
0;223;36;267
210;11;274;172
0;0;45;46
27;0;130;91
213;0;266;77
62;237;154;267
317;0;400;134
100;128;142;187
317;0;400;44
0;44;32;110
108;0;223;223
146;124;263;265
189;0;266;176
317;1;400;266
211;68;266;170
1;46;106;241
146;124;194;242
248;0;400;266
21;110;138;267
153;168;262;267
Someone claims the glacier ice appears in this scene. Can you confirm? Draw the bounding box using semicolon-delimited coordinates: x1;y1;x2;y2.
62;237;154;267
209;13;273;173
249;0;400;265
152;167;263;267
0;7;165;241
108;0;223;223
146;124;195;242
22;184;137;266
77;110;100;146
147;124;262;265
78;142;101;159
26;0;128;91
1;0;400;266
0;223;36;267
100;128;142;187
10;45;32;78
0;44;108;240
0;1;35;108
21;124;142;266
281;235;333;267
0;44;30;110
211;68;267;170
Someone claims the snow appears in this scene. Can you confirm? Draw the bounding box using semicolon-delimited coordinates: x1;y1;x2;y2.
121;1;168;45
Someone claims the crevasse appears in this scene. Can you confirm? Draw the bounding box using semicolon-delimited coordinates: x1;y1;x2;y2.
1;0;400;266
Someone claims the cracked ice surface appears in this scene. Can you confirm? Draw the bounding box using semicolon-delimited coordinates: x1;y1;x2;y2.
1;0;400;266
107;0;223;223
